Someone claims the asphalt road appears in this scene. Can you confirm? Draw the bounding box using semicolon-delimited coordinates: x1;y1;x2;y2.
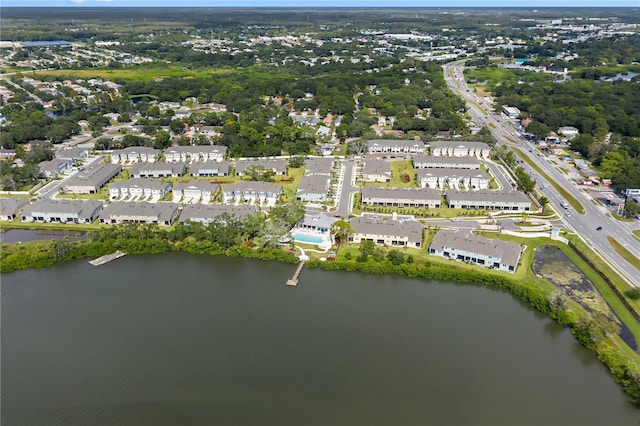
443;60;640;287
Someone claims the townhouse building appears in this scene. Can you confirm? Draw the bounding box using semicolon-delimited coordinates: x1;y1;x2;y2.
413;155;481;170
367;139;425;155
222;181;283;205
350;216;423;248
179;204;259;224
361;187;442;209
110;147;160;164
21;199;104;224
189;160;230;177
164;145;227;163
99;201;180;226
130;162;186;178
0;198;29;220
362;159;392;183
109;178;172;200
417;168;490;190
429;229;523;273
63;163;122;194
445;190;531;211
429;141;491;159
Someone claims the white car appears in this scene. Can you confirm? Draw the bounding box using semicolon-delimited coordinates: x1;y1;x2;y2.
451;218;461;222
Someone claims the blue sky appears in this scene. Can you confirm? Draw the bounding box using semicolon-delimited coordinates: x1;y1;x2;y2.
3;0;639;7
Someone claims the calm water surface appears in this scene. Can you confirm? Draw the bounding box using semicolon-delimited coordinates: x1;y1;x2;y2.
2;253;639;426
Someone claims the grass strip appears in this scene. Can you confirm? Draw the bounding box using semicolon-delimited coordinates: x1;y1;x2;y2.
511;146;586;214
607;236;640;272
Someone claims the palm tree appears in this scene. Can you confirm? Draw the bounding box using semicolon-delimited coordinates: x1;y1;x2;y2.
331;220;353;246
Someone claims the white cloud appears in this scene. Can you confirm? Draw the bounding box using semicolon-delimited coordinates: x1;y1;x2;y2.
69;0;85;3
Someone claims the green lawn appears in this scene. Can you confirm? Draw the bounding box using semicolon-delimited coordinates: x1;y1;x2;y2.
607;237;640;272
511;146;586;214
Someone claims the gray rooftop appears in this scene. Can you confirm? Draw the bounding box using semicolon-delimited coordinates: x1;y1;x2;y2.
131;162;186;175
56;147;90;160
363;159;391;175
22;199;103;220
428;141;491;151
173;180;220;192
417;168;489;179
190;160;230;174
0;198;29;217
304;157;334;175
413;155;481;167
350;216;423;245
361;186;441;201
111;178;170;191
367;139;425;149
179;204;259;222
297;174;330;195
100;201;179;223
445;189;530;203
64;163;122;188
164;145;227;156
429;230;522;268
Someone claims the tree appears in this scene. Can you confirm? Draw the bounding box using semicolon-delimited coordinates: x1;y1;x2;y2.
600;151;626;179
359;240;375;259
539;196;550;212
387;249;405;265
288;156;305;168
331;220;353;246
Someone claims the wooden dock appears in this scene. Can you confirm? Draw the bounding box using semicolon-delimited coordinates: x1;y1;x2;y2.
286;261;305;286
89;251;126;266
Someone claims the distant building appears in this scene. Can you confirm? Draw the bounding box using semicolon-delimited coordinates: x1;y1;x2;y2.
502;106;521;119
429;229;523;273
413;155;481;170
367;139;425;155
557;126;579;140
429;141;491;159
130;162;186;178
55;147;90;161
110;147;160;164
164;145;227;163
39;158;72;178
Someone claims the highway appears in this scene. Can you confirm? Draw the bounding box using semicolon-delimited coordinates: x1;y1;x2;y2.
443;60;640;287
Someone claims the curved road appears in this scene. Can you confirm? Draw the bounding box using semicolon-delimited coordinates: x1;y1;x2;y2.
443;60;640;287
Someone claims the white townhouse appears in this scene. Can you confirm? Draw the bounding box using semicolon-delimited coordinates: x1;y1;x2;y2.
367;139;425;155
362;159;392;183
190;160;230;177
350;216;423;248
429;141;491;159
429;229;523;273
179;204;259;224
0;198;30;221
110;147;160;164
445;190;531;211
296;174;331;202
361;187;442;209
130;162;186;178
417;168;490;190
222;181;283;205
21;199;103;224
173;181;220;202
63;163;122;194
413;155;481;170
99;201;180;226
235;159;288;177
109;178;172;200
164;145;227;163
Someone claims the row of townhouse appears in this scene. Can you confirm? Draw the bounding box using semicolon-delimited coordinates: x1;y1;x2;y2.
190;161;230;177
428;141;491;159
413;155;481;170
130;162;186;178
63;163;122;194
110;145;228;164
296;157;334;202
109;178;172;200
99;202;180;226
367;139;425;155
222;181;283;205
446;190;531;212
39;158;73;178
173;181;220;201
429;229;523;273
362;159;391;183
361;187;442;209
0;198;30;220
235;159;288;176
350;216;424;248
21;199;104;224
417;168;490;190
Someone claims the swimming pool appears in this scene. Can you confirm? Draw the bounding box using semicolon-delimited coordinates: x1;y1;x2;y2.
291;233;324;244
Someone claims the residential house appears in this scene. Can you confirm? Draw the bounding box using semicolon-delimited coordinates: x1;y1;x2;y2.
109;178;172;200
55;147;90;162
179;204;259;224
362;159;392;183
428;229;523;273
350;216;423;248
367;139;425;155
164;145;227;163
0;198;29;220
110;147;160;164
235;159;288;176
361;187;441;208
558;126;579;140
21;199;103;224
63;163;121;194
190;160;230;177
445;190;531;211
99;201;180;226
130;162;186;178
294;211;337;234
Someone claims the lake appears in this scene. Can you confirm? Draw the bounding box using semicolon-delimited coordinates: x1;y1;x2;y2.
2;252;638;425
